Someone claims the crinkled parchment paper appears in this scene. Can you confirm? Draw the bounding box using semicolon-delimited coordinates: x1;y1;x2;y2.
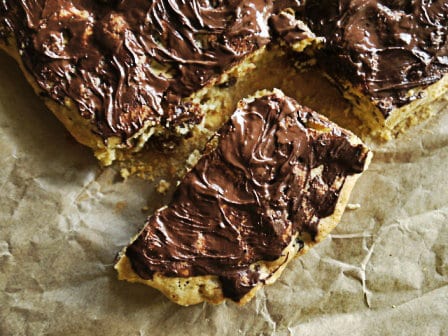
0;51;447;336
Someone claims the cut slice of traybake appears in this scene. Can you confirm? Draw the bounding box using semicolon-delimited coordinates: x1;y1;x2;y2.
300;0;448;139
115;90;372;306
0;1;280;165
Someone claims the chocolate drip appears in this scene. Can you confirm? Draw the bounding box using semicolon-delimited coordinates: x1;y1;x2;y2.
126;93;369;301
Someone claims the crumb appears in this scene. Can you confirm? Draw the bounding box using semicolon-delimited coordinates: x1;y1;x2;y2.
156;179;171;194
346;203;361;210
115;201;127;213
120;168;130;179
186;149;201;168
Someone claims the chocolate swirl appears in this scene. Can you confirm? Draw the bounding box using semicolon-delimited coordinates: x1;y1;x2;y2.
126;93;369;301
303;0;448;115
1;0;447;139
0;0;272;140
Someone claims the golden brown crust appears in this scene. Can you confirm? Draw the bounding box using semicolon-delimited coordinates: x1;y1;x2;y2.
115;233;303;306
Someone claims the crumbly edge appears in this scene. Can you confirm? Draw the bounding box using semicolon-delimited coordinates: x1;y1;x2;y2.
335;73;448;141
189;44;319;133
116;44;324;180
117;44;338;180
114;89;373;306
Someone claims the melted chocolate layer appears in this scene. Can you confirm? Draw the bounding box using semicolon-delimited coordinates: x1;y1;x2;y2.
1;1;447;141
303;0;448;116
126;93;369;302
0;0;272;140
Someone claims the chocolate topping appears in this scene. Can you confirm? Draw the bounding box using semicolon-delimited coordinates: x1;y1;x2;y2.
1;1;447;140
302;0;448;115
270;11;316;46
0;0;272;140
126;93;369;302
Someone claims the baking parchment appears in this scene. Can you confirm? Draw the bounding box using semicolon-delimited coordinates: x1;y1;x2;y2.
0;51;447;336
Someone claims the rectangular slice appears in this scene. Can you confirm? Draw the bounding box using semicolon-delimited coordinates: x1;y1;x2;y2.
0;0;275;164
115;90;372;306
300;0;448;139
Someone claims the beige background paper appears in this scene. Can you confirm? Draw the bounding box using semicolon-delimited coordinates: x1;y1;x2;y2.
0;50;447;335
